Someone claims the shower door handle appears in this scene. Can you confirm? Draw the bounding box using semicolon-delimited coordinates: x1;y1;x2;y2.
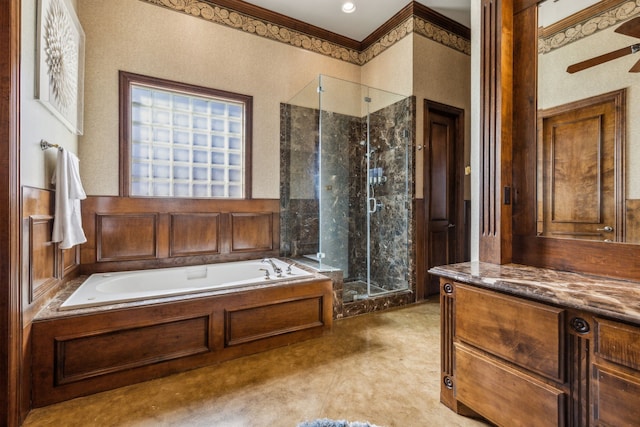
368;197;377;214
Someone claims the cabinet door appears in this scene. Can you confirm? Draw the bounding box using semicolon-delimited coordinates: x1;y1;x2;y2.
593;318;640;426
593;365;640;426
456;344;566;427
455;284;565;381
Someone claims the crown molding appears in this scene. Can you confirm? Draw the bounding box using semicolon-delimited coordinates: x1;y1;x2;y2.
539;0;640;54
140;0;470;65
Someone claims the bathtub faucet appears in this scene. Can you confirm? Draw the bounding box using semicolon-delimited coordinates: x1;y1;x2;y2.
261;258;282;276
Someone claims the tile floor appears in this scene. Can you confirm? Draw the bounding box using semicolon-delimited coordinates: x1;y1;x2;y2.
23;299;487;427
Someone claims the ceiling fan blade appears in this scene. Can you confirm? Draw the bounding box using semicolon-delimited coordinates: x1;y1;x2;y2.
630;58;640;72
615;17;640;38
567;44;637;73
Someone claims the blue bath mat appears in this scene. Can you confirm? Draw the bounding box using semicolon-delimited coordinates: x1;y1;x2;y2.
297;419;380;427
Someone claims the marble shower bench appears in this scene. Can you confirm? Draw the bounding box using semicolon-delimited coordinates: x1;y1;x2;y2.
430;262;640;427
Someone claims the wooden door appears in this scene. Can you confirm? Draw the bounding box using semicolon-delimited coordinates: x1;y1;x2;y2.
424;101;464;296
539;91;623;242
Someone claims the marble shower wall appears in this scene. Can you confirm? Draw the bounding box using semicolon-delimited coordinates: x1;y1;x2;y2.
280;97;415;293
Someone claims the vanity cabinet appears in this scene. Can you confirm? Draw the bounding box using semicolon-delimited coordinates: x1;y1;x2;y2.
592;318;640;426
437;273;640;427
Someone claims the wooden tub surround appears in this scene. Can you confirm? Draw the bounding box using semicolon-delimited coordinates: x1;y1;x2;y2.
431;262;640;427
31;266;332;407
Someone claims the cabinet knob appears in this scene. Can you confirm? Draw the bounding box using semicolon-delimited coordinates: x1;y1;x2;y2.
443;376;453;389
570;317;590;334
443;283;454;294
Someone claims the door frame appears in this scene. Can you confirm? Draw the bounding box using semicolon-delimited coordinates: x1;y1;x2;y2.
1;1;23;425
420;99;465;298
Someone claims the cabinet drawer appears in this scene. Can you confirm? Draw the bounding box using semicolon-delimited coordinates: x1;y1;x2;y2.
593;365;640;426
455;284;565;381
595;318;640;370
456;344;566;427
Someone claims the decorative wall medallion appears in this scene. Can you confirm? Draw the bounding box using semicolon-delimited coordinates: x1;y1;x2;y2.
140;0;470;65
37;0;85;134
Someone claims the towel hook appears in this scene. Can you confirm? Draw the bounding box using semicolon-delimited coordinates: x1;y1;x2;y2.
40;139;62;151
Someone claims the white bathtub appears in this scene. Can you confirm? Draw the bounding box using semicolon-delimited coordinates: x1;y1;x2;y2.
60;258;313;311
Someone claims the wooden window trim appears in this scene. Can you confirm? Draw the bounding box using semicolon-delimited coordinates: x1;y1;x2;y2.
119;71;253;199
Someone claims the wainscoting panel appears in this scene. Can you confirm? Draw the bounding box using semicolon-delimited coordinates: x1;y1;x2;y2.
230;212;274;252
224;296;324;347
96;213;159;262
626;199;640;243
29;216;57;302
31;278;332;407
22;186;82;421
62;247;79;277
81;197;280;273
55;315;211;385
22;186;80;316
169;213;220;257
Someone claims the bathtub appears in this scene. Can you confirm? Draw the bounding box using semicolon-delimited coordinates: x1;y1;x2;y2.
60;258;313;310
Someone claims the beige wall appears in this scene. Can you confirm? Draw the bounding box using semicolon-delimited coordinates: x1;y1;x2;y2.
539;25;640;198
77;0;361;197
413;34;471;199
22;0;80;188
56;0;471;201
360;33;472;201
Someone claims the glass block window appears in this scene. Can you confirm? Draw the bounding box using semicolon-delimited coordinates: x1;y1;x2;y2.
120;72;252;198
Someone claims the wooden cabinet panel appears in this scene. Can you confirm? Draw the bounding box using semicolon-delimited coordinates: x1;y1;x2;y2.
595;318;640;371
455;284;565;381
593;365;640;426
456;344;566;427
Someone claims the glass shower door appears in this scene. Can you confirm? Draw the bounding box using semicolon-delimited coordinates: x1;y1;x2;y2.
281;74;411;299
318;75;411;298
363;86;412;297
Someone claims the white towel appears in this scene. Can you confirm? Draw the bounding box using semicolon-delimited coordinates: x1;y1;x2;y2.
51;148;87;249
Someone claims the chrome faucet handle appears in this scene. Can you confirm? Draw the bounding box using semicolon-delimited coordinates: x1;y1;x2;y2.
286;263;294;274
259;268;270;279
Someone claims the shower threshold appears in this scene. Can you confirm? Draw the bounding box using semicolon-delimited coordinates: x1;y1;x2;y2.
343;280;389;302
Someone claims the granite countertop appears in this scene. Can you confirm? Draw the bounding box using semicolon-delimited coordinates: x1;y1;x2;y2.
429;261;640;325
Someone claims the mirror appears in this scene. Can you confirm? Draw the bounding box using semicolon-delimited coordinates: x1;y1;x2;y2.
537;0;640;244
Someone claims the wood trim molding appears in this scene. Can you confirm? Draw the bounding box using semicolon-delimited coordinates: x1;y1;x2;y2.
119;71;253;199
539;0;624;38
1;0;21;424
513;1;640;280
140;0;471;65
538;0;637;54
479;0;513;263
204;0;362;50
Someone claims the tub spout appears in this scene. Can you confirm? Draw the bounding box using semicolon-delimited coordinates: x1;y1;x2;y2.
261;258;282;276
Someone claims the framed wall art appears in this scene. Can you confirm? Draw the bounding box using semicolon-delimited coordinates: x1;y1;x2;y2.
37;0;85;135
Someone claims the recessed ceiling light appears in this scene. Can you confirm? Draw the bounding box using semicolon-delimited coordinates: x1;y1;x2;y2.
342;2;356;13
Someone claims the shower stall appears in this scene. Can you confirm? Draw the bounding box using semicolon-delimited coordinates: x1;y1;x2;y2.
280;75;414;302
